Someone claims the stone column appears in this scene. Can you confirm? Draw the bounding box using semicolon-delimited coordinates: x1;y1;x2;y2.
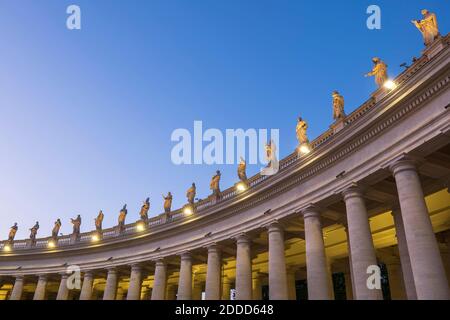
9;276;24;300
286;268;297;300
56;273;70;300
152;259;167;300
221;277;232;300
205;244;222;300
103;268;118;300
342;186;382;300
252;272;263;300
33;274;48;300
302;206;332;300
267;221;288;300
177;252;192;300
126;264;142;300
385;261;405;300
79;271;94;300
235;233;252;300
391;208;417;300
390;159;450;299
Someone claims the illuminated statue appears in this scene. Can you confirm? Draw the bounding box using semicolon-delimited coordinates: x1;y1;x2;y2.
365;57;388;88
296;117;309;145
140;197;150;222
52;219;62;240
238;157;247;182
29;222;39;245
118;204;127;232
332;91;345;120
186;183;196;204
210;170;221;196
163;192;173;213
412;9;440;46
8;223;18;243
71;215;82;238
95;210;104;231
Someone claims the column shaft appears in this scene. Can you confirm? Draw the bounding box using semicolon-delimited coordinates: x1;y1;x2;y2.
79;272;94;300
391;160;450;299
126;264;142;300
152;260;168;300
177;252;192;300
235;234;252;300
267;222;288;300
9;276;24;300
33;275;48;300
103;268;118;300
205;245;222;300
56;274;70;300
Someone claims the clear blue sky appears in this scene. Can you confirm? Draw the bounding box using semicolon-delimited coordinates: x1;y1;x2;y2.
1;0;449;239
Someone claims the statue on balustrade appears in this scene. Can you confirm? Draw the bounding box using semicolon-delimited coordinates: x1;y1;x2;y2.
8;223;18;243
296;117;309;145
186;183;196;205
210;170;221;196
118;204;127;232
139;197;150;222
71;215;82;240
332;91;345;120
95;210;104;231
163;192;173;213
412;9;440;46
238;157;247;182
365;57;388;88
29;221;39;246
52;219;62;241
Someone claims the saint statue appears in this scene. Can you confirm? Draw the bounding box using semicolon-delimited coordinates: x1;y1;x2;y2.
186;183;196;204
210;170;221;196
412;9;440;46
332;91;345;120
8;223;18;242
95;210;104;231
163;192;173;213
118;204;127;231
238;157;247;182
365;57;388;88
139;197;150;222
29;221;39;244
296;117;309;145
71;215;82;237
52;219;62;240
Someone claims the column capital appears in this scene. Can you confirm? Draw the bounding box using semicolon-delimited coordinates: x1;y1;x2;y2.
179;251;192;261
37;274;48;281
130;263;142;272
106;267;117;274
233;233;251;245
15;275;25;281
59;272;69;278
389;158;418;176
301;205;321;219
206;243;222;253
83;270;94;278
153;258;167;267
264;220;284;233
341;183;364;201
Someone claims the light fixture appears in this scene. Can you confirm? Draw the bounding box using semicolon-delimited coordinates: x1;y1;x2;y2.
183;206;193;216
136;222;145;232
48;240;56;248
91;234;100;242
384;79;397;90
3;244;11;252
236;182;247;192
298;143;311;155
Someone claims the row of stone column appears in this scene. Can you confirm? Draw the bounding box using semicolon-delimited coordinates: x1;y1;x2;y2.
7;158;449;300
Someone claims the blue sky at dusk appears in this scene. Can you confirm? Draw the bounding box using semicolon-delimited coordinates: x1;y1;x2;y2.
0;0;449;239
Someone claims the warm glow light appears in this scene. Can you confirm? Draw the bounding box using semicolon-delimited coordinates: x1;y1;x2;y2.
384;80;397;90
3;244;11;252
91;234;99;242
136;223;145;232
298;143;311;155
183;206;193;215
236;182;247;192
48;240;56;248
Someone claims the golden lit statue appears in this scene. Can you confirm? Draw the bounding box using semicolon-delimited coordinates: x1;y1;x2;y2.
71;214;82;238
186;183;196;204
139;197;150;222
332;91;345;120
296;117;309;145
210;170;221;196
365;57;388;88
163;192;173;213
52;219;62;240
29;221;39;244
95;210;104;231
412;9;439;46
238;157;247;182
8;223;18;243
118;204;127;232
